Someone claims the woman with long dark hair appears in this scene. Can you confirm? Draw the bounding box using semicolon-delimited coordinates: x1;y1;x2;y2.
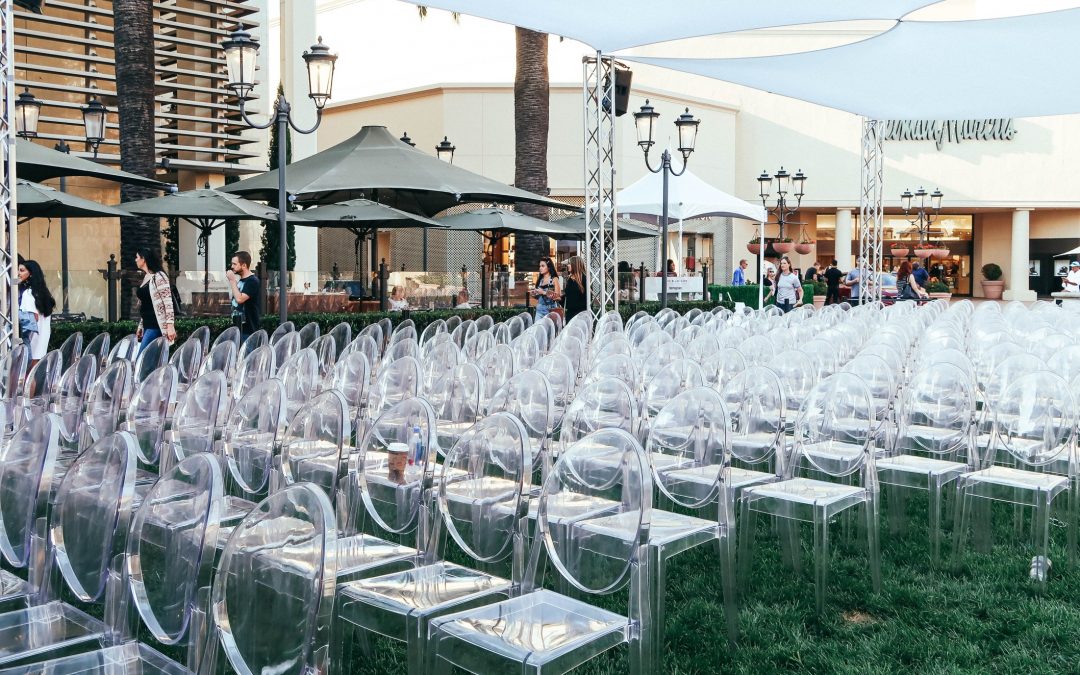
531;257;562;320
562;256;587;322
18;260;55;368
134;248;177;353
896;260;928;301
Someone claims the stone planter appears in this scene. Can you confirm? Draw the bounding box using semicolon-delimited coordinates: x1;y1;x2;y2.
813;295;826;308
795;242;814;255
890;248;910;257
747;243;761;255
980;279;1005;300
773;242;794;254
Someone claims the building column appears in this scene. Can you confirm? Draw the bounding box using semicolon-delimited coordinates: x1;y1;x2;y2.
280;0;319;291
1003;208;1036;302
835;208;853;268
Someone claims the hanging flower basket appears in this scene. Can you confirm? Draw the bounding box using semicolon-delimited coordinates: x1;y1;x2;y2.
747;243;761;255
914;248;934;258
934;247;950;257
773;241;794;254
890;247;910;257
794;242;814;255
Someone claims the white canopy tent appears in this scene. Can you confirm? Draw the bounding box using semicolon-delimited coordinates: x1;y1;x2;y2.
617;167;766;278
624;8;1080;119
396;0;934;52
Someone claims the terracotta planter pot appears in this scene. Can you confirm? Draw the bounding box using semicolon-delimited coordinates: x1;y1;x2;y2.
773;242;794;254
928;292;952;301
980;279;1005;300
813;295;826;308
890;248;910;257
794;243;814;255
747;243;761;255
914;249;934;258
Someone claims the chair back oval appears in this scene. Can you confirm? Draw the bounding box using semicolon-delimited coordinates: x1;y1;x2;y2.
169;336;204;391
643;358;703;420
238;329;268;363
83;359;133;444
369;355;420;420
488;369;552;463
702;347;746;391
233;344;276;406
82;332;110;369
57;332;83;374
271;331;301;371
133;336;170;385
169;370;227;461
297;321;321;349
211;326;239;352
895;364;974;457
54;356;97;444
431;363;484;452
222;379;288;495
996;371;1076;467
124;364;179;464
794;372;876;477
280;389;351;496
720;365;785;466
199;340;238;378
560;377;636;452
269;321;296;346
647;387;729;510
328;322;352;357
276;348;320;420
0;414;60;567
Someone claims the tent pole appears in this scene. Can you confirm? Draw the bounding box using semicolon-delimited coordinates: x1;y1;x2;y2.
758;219;764;309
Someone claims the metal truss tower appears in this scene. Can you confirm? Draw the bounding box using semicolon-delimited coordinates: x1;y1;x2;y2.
858;118;885;305
0;0;16;347
582;53;618;317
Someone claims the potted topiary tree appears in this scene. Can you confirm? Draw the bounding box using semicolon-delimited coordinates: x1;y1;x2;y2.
980;262;1004;300
926;280;952;301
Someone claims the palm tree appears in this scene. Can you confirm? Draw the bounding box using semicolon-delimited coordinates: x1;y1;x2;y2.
113;0;161;319
512;27;550;275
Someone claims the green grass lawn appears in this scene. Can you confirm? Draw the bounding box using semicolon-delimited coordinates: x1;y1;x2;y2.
343;491;1080;674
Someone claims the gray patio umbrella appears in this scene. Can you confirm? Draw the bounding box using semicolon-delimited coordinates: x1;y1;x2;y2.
221;125;575;216
16;139;166;188
436;207;580;269
17;180;132;220
552;213;660;240
121;187;292;293
293;198;444;275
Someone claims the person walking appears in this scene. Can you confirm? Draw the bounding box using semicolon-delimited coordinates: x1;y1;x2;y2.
562;255;587;322
774;257;803;313
732;259;748;286
18;260;55;369
823;260;844;305
532;257;561;321
134;249;177;353
226;250;261;340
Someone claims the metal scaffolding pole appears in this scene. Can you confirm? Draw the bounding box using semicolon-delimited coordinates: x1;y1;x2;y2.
582;53;618;317
858;118;885;305
0;0;17;348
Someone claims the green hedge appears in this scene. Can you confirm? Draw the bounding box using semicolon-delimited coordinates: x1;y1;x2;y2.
707;283;814;309
49;300;732;350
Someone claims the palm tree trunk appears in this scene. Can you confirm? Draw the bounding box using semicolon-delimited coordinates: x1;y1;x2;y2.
513;27;550;276
114;0;160;319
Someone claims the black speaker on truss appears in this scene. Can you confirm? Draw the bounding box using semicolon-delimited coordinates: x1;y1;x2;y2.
602;66;633;117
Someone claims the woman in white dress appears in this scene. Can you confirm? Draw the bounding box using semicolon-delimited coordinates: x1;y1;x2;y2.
18;259;56;370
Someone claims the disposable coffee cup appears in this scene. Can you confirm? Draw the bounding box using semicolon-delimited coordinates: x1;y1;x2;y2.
387;442;409;484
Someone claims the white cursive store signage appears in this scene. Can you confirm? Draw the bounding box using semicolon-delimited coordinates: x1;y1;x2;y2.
882;119;1017;150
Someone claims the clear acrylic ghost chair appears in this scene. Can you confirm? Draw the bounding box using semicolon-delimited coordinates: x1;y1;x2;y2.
342;334;381;379
444;315;462;334
271;330;301;373
277;347;321;421
842;354;898;441
359;321;385;355
1047;344;1080;387
428;428;654;675
702;347;746;392
533;352;576;429
583;353;638;395
237;328;268;363
589;337;633;369
329;321;353;356
56;332;83;374
716;326;749;350
535;316;557;349
505;315;526;342
644;386;739;648
419;319;447;347
739;372;881;614
418;331;456;364
297;321;321;349
385;337;420;364
953;372;1077;584
390;325;419;349
737;334;774;367
553;333;587;378
767;352;816;431
430;363;484;457
379;317;396;348
686;334;721;364
198;340;237;381
341;398;439;576
331;351;370;436
18;351;63;427
476;345;515;404
277;389;351;509
419;341;462;400
641;358;703;439
488;369;553;481
230;343;275;412
121;364;178;469
159;370;227;475
132;335;169;385
205;483;338;675
209;325;238;353
975;354;1046;460
168;335;203;395
0;431;139;668
310;334;339;384
368;356;420;423
719;366;788;495
450;319;472;348
639;342;688;391
218;379;287;520
186;324;211;354
336;412;532;674
78;360;133;454
466;336;502;372
875;363;974;562
106;334;139;365
82;333;110;370
560;377;637;452
51;356;97;450
0;414;61;607
632;330;672;364
510;331;543;371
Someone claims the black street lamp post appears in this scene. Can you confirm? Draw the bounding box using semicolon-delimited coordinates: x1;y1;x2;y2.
223;28;337;324
758;166;807;241
633;100;699;308
900;186;943;245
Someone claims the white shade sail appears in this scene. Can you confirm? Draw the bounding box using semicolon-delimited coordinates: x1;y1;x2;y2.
617;168;766;223
397;0;934;52
626;8;1080;119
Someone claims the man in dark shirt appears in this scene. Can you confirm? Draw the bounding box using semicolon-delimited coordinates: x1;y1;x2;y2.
226;250;261;339
912;261;930;289
823;259;844;305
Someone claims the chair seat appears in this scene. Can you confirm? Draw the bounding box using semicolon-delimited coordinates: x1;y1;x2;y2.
0;601;103;666
962;466;1069;492
665;465;775;491
430;589;628;672
877;454;967;477
731;432;780;459
0;642;190;675
336;533;416;577
577;508;717;548
526;491;619;524
745;477;864;506
339;562;509;619
0;572;25;602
